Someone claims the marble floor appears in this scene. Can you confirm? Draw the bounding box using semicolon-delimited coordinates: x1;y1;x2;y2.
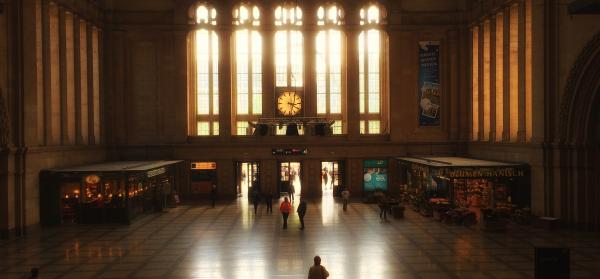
1;197;600;279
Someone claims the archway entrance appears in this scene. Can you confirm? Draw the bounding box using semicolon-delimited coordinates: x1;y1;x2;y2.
558;31;600;230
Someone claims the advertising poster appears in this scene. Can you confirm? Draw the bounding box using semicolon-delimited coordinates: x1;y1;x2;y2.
418;41;441;126
363;160;388;191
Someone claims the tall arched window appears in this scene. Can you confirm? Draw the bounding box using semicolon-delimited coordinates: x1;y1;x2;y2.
316;4;345;134
274;5;304;135
274;5;303;88
358;4;387;134
233;4;262;135
189;4;219;136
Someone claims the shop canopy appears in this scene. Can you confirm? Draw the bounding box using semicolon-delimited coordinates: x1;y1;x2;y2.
45;161;184;177
397;156;528;179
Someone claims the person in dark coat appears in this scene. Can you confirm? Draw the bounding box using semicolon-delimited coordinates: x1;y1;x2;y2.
264;192;273;213
289;183;295;203
308;256;329;279
210;184;217;208
297;198;307;230
252;188;261;214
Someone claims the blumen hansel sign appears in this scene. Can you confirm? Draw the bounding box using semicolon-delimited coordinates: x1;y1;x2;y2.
418;41;440;126
437;167;527;178
535;247;569;279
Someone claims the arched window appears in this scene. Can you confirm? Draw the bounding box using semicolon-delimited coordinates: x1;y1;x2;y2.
189;4;219;136
316;4;345;134
233;4;262;135
274;5;303;88
274;5;304;135
358;4;388;134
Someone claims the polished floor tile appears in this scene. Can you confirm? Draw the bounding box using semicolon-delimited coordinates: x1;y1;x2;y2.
1;197;600;279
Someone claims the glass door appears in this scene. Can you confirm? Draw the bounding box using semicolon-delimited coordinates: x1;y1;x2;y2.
321;161;343;196
237;162;260;198
279;161;302;201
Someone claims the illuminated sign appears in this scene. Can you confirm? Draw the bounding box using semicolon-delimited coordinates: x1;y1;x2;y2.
147;168;166;178
84;175;100;184
272;148;307;156
439;167;526;178
191;162;217;170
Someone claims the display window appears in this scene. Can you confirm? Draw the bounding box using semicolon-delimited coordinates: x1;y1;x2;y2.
60;182;81;223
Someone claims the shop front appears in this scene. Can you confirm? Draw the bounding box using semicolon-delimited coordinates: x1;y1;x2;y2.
397;157;530;211
40;161;184;225
190;161;218;199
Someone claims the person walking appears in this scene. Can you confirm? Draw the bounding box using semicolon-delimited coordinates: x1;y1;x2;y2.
297;198;307;230
289;183;295;203
252;189;261;215
210;184;217;208
341;188;350;211
378;196;389;221
264;192;273;213
280;197;292;229
308;255;329;279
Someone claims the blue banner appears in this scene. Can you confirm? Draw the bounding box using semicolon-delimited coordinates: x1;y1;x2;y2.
418;41;441;126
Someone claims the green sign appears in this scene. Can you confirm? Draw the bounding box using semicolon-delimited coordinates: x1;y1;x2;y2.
363;160;388;168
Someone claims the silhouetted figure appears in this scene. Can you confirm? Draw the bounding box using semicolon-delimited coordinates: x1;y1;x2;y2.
252;189;261;214
210;184;217;208
289;183;295;202
378;196;389;221
264;192;273;213
341;188;350;211
308;256;329;279
297;198;307;230
280;197;292;229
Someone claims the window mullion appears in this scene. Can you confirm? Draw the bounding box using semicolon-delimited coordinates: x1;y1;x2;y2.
208;31;213;120
248;29;253;115
287;30;291;87
364;31;369;117
325;31;330;115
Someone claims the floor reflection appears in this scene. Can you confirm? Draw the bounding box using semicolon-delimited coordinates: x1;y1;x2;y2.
1;200;600;279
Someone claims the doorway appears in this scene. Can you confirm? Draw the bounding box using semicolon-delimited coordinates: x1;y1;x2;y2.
321;161;343;196
279;162;302;201
237;162;260;198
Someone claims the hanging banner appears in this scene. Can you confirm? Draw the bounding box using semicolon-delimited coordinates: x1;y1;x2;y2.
418;41;441;126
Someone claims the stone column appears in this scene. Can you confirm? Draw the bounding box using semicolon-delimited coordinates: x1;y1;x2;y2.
218;4;232;137
345;5;360;139
517;0;527;142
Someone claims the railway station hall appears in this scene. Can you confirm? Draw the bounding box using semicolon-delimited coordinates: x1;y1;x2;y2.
1;0;600;278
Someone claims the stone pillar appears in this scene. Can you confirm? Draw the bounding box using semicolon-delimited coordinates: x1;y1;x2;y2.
218;6;232;137
502;6;511;142
489;17;497;142
345;7;360;139
517;0;527;142
477;22;484;141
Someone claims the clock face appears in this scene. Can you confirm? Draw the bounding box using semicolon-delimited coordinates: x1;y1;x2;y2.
277;91;302;116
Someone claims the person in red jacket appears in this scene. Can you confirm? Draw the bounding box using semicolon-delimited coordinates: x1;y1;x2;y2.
280;197;292;229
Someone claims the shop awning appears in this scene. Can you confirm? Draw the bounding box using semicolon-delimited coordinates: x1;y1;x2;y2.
45;161;184;173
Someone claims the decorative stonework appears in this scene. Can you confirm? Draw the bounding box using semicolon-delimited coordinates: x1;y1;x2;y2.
559;31;600;142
